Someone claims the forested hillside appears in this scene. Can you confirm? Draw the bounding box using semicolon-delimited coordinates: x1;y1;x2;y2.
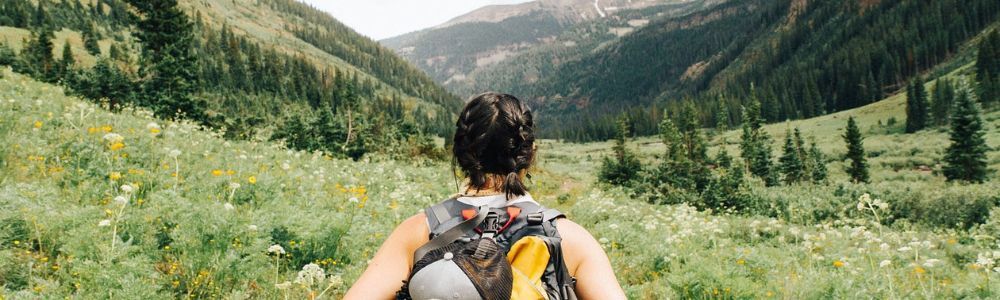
414;0;1000;142
382;0;712;94
0;0;460;159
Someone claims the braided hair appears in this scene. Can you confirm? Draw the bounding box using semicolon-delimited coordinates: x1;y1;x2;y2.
453;92;536;199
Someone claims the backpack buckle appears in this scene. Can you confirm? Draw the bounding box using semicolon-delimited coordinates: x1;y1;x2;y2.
481;212;500;239
527;213;543;225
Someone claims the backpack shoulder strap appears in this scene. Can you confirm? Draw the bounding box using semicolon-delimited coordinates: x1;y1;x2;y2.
424;195;470;239
414;205;489;263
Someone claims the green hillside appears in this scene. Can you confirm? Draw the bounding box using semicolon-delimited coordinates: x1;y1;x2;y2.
2;58;999;297
460;0;1000;141
382;0;718;96
0;0;460;157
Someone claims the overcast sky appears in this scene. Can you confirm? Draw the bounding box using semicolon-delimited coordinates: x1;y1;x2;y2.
302;0;535;40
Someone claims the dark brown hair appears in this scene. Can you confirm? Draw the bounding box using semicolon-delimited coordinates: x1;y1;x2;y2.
453;92;536;198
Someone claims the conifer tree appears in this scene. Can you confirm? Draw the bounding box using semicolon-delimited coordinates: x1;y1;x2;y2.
599;116;641;186
808;140;828;183
31;1;46;28
943;87;990;183
22;26;56;82
905;78;930;133
82;23;101;56
843;116;870;183
58;40;74;80
127;0;207;122
931;79;956;126
977;30;1000;108
779;129;806;184
740;87;778;186
778;130;808;185
0;41;16;66
715;146;733;170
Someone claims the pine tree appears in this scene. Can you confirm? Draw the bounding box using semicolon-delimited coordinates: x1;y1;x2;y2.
931;79;956;126
715;146;733;170
905;78;930;133
599;116;641;185
58;40;74;80
82;23;101;56
0;41;16;66
779;129;806;184
943;87;990;183
843;116;870;183
21;26;56;82
127;0;208;122
740;88;778;186
808;140;828;183
977;30;1000;108
31;1;46;28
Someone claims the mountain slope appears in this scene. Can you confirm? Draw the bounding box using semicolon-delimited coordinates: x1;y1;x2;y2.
500;0;1000;141
382;0;710;93
0;0;461;143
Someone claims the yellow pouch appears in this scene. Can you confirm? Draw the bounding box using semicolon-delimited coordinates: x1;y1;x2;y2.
507;236;551;300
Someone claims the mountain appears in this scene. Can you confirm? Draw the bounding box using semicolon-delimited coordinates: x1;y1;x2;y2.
0;0;461;156
381;0;713;94
389;0;1000;142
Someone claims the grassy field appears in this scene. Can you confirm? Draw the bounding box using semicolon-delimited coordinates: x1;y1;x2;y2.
1;67;999;299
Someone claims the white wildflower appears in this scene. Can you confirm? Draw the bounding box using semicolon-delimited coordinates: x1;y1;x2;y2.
268;244;286;255
295;263;325;286
598;237;610;244
923;259;941;268
879;260;891;268
879;243;890;251
229;182;241;190
168;149;182;158
609;223;619;229
113;195;128;206
898;246;912;253
102;133;124;143
328;274;343;287
120;184;134;193
98;219;112;227
224;203;235;211
275;281;292;290
349;197;359;203
248;225;258;231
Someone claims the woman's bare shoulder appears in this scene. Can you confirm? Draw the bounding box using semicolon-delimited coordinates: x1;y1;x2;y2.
396;212;430;248
554;218;602;274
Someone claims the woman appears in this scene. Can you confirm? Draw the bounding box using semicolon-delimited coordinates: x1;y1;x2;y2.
345;93;625;299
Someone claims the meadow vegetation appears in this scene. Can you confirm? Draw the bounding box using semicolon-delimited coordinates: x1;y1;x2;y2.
2;63;1000;298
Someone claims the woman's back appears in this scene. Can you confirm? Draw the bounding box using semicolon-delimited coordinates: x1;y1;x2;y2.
344;93;625;300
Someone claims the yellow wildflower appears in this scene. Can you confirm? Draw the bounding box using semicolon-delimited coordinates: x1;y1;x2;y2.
101;125;113;133
833;260;845;268
248;176;257;184
109;142;125;151
33;121;43;129
211;169;223;177
226;169;236;176
109;172;122;181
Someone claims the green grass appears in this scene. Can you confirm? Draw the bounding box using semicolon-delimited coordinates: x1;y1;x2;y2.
0;68;999;299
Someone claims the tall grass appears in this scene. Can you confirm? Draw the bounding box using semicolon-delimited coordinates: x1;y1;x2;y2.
0;69;999;298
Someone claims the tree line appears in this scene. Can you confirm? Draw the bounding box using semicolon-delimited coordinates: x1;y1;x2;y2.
600;76;992;213
527;0;1000;142
0;0;460;160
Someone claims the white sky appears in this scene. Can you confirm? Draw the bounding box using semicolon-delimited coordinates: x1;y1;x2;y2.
302;0;535;40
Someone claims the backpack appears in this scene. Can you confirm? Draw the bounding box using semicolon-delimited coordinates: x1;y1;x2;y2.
396;195;578;300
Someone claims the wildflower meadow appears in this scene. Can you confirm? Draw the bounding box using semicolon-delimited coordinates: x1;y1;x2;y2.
1;68;1000;299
